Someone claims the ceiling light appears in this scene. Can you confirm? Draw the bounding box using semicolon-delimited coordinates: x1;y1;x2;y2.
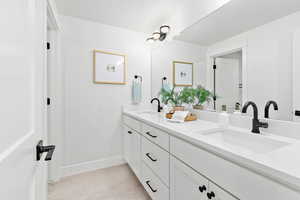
160;25;170;34
152;31;160;40
146;25;171;43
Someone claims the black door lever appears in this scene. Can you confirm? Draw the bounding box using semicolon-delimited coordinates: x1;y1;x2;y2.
36;140;55;161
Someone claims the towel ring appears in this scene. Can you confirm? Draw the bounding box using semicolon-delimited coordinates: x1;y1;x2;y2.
161;77;167;87
134;75;142;82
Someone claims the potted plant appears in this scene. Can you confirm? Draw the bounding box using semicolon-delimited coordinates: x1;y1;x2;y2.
179;87;194;108
159;87;184;111
192;85;214;110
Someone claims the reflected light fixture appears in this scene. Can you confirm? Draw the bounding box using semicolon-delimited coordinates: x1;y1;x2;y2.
146;25;171;43
160;25;170;34
146;37;155;43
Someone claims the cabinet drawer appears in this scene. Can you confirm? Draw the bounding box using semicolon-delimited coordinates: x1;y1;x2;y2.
123;115;141;132
142;163;169;200
170;156;208;200
142;137;169;186
142;123;169;151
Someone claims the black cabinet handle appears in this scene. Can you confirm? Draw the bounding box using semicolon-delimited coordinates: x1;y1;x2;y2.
207;191;215;199
128;131;133;134
146;180;157;193
146;153;157;162
198;185;207;193
36;140;55;161
146;131;157;138
295;110;300;116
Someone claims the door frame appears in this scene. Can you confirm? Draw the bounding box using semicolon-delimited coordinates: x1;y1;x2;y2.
293;29;300;121
206;45;248;109
46;0;62;183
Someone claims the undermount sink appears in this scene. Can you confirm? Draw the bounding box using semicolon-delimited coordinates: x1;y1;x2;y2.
201;130;290;155
134;110;161;118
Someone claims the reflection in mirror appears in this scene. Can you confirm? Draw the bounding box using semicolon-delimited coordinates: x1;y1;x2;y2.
151;41;206;98
151;0;300;122
213;50;243;113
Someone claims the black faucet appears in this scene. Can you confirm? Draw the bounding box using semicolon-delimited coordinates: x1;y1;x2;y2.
151;98;162;112
264;100;278;118
242;101;268;134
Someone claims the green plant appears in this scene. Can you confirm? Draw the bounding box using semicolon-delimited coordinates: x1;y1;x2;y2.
179;87;194;105
192;85;214;106
159;87;183;106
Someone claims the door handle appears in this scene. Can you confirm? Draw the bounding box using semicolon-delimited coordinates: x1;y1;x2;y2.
36;140;55;161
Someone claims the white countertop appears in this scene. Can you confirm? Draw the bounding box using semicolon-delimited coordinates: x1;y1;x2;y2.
123;108;300;192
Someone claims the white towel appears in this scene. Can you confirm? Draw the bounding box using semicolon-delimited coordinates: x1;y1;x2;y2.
167;111;189;123
132;79;142;104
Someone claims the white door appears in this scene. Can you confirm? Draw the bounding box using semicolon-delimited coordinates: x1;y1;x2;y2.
293;29;300;122
123;126;132;164
0;0;49;200
170;156;209;200
215;58;240;112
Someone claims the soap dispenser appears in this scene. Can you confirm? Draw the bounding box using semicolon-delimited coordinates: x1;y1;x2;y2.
233;102;241;114
218;105;229;129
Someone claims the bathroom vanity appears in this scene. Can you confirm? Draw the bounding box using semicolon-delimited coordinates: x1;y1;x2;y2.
122;109;300;200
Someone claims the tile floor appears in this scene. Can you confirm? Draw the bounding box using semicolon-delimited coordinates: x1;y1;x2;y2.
48;164;151;200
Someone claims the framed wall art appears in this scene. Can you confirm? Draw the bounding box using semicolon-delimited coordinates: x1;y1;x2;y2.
173;61;193;86
93;50;127;84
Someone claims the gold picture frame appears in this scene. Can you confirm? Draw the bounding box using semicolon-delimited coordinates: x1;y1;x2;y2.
173;61;194;87
93;50;127;85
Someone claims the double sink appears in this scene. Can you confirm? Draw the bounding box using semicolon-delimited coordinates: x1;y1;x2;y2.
133;110;291;157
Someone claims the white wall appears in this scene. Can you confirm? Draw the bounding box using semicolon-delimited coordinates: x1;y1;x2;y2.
151;41;207;97
207;11;300;120
60;15;151;174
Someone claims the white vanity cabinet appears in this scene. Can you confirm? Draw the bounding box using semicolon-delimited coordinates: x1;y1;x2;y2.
141;137;169;186
123;126;141;179
170;156;209;200
170;156;237;200
123;114;300;200
142;123;169;151
142;163;170;200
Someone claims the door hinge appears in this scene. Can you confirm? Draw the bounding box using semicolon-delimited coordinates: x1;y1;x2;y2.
47;42;50;50
213;64;217;69
47;97;51;106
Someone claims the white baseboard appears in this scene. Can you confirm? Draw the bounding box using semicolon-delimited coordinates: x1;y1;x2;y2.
62;156;126;177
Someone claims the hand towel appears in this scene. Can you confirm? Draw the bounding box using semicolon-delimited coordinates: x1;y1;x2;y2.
132;79;142;104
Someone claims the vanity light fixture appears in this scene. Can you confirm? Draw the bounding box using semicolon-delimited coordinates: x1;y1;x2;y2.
160;25;170;33
152;31;161;40
146;25;171;43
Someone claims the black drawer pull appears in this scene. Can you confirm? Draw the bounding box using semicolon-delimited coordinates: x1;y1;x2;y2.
146;131;157;138
146;153;157;162
198;185;206;193
128;131;132;134
295;110;300;116
146;180;157;193
207;191;215;199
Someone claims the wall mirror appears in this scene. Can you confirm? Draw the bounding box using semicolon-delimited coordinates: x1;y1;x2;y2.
150;0;300;122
